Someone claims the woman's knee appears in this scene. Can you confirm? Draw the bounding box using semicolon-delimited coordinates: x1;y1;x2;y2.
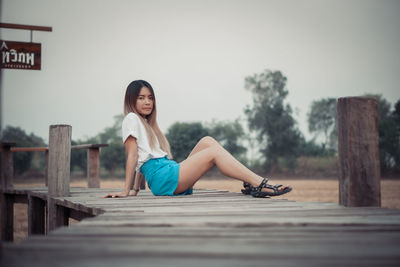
199;136;217;147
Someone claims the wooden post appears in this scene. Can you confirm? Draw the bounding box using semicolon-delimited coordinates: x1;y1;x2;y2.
47;125;71;232
0;142;15;241
0;194;13;241
47;125;71;197
337;97;381;207
28;196;45;235
0;142;15;190
87;148;100;188
45;150;49;186
47;198;69;232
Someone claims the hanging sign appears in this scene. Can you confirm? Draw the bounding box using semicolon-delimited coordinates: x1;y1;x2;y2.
1;40;41;70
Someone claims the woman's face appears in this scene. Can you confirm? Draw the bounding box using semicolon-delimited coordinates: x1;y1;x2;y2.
135;86;154;117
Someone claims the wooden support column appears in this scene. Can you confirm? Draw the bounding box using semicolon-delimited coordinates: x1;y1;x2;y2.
28;196;45;235
0;142;15;242
0;194;14;241
47;125;71;232
337;97;381;207
87;148;100;188
48;125;71;197
47;198;68;232
1;142;15;190
45;150;49;186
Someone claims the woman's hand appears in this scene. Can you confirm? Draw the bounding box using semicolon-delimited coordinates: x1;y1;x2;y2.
102;191;129;198
102;190;139;198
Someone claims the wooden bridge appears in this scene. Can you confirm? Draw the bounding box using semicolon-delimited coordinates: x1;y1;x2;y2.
1;97;399;266
1;186;400;266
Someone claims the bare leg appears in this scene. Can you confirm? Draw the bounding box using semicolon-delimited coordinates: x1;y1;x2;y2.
186;136;215;158
174;136;290;194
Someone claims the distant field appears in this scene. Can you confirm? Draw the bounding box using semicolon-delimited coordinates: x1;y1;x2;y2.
12;177;400;243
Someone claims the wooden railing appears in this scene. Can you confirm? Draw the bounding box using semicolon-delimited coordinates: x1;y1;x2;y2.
9;143;108;188
0;125;109;241
0;125;108;192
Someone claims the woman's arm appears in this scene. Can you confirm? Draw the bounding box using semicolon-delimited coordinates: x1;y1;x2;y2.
129;172;142;196
103;136;138;198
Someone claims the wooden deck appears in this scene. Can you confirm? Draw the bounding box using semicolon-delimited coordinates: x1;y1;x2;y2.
1;187;400;266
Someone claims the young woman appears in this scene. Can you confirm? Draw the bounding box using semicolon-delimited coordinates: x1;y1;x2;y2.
103;80;292;198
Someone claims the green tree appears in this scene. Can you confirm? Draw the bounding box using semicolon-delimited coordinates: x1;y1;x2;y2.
307;98;337;151
206;119;247;163
365;95;400;174
1;126;46;174
97;114;125;178
70;114;125;178
166;122;209;162
393;100;400;127
70;139;88;174
244;69;302;170
393;99;400;172
297;136;335;157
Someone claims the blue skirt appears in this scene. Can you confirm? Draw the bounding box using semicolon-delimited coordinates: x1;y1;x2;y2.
140;156;193;196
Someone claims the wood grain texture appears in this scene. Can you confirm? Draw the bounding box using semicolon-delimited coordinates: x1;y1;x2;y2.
2;187;400;266
337;97;381;207
87;148;100;188
28;196;45;235
0;143;14;190
0;193;13;241
47;125;71;197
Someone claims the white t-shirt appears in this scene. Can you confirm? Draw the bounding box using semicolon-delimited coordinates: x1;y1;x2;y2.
121;112;167;171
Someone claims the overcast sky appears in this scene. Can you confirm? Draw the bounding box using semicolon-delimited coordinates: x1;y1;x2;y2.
1;0;399;144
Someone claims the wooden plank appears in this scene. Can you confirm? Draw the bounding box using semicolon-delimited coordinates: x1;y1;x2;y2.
71;144;108;150
98;207;400;218
2;250;398;267
2;187;400;267
51;224;400;238
69;209;95;221
0;23;52;32
74;210;400;227
10;147;48;152
5;232;400;260
12;194;28;204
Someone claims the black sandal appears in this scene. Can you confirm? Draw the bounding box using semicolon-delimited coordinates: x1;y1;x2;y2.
250;178;292;198
241;182;252;195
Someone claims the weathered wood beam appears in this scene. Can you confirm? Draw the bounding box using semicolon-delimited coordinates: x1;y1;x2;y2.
87;148;100;188
47;125;71;232
0;193;13;241
0;23;52;32
1;142;15;190
47;125;71;197
28;196;45;235
47;198;69;232
71;144;108;150
337;97;381;207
